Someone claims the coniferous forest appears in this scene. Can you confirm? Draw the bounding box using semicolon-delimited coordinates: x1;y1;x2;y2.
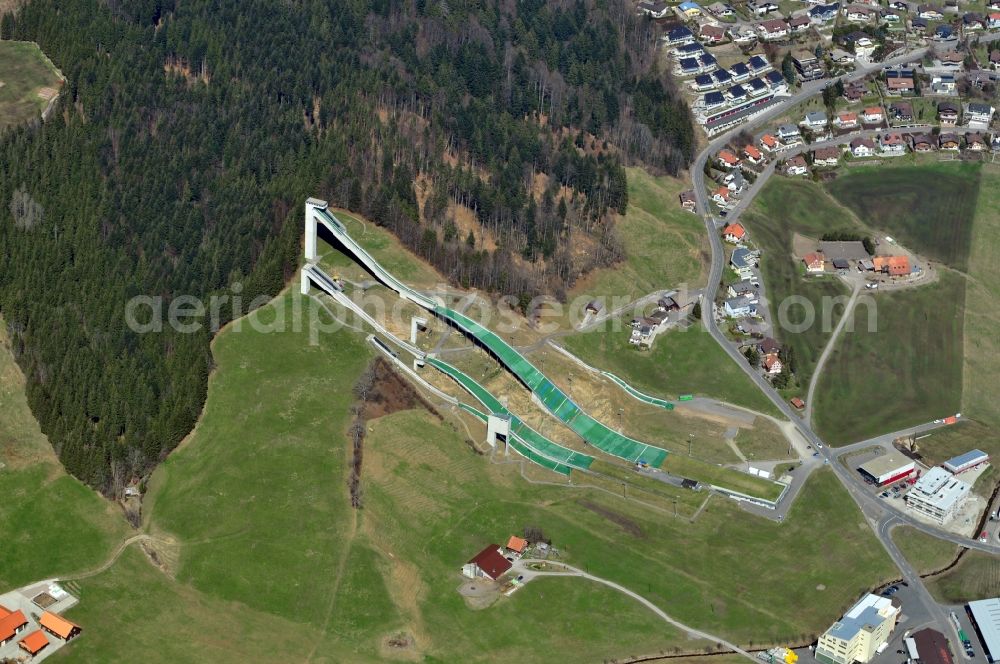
0;0;693;493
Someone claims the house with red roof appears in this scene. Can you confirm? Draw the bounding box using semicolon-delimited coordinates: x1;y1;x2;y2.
0;606;28;648
506;535;529;556
18;630;50;657
861;106;884;124
723;223;746;243
717;149;741;168
759;133;780;152
462;544;513;580
803;252;826;273
873;255;910;276
743;144;764;165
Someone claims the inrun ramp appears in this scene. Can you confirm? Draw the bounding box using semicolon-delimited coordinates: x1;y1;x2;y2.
311;204;669;468
459;404;574;476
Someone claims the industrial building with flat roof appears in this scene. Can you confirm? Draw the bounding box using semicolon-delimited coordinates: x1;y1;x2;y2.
905;467;971;525
968;598;1000;662
858;451;916;486
943;449;989;475
815;594;900;664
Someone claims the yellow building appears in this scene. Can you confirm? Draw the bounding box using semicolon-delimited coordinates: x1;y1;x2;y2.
815;594;899;664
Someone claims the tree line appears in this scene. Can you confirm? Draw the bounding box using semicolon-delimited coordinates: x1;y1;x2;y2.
0;0;694;494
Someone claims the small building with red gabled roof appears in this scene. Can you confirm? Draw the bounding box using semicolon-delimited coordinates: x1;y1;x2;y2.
506;535;529;555
19;630;50;657
462;544;513;580
38;611;81;642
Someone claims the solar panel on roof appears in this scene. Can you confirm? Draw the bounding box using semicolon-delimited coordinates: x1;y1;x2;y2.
705;92;725;104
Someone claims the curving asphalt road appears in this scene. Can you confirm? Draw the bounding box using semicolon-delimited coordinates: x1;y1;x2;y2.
686;43;1000;650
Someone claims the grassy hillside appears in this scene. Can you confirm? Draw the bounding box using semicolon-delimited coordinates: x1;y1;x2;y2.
0;322;127;592
563;323;781;416
0;41;62;130
814;270;965;445
569;169;709;302
892;526;960;575
741;179;853;385
50;292;896;660
927;551;1000;604
826;162;981;271
962;164;1000;428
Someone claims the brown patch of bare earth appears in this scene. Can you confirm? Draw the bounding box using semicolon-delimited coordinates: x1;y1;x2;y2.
577;499;646;538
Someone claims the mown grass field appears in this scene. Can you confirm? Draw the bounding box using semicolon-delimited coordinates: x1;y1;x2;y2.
0;322;128;592
962;164;1000;428
927;551;1000;604
568;168;709;303
563;323;781;416
40;293;895;660
0;41;62;131
826;162;981;271
892;526;960;575
741;179;853;386
814;270;965;445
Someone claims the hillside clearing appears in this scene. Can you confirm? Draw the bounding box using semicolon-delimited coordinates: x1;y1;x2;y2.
0;41;62;130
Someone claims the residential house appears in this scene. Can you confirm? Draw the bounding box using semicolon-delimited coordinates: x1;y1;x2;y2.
845;4;876;21
850;136;876;157
724;295;758;318
758;337;781;355
0;607;28;648
963;12;986;31
664;26;696;46
757;18;789;40
887;0;907;10
918;4;943;19
707;2;735;16
990;13;1000;29
743;144;764;164
713;68;733;86
885;70;916;95
931;74;957;94
658;296;681;312
968;69;994;90
813;146;842;166
778;124;802;143
462;545;513;580
731;247;757;270
674;42;705;57
938;132;961;150
749;0;780;13
834;111;859;128
638;0;671;18
723;169;746;192
992;134;1000;152
760;133;780;151
911;133;936;152
934;25;955;41
785;155;809;175
965;132;988;151
842;32;876;58
883;10;902;24
748;55;771;74
793;51;825;81
888;101;914;122
703;91;726;110
506;535;529;556
937;101;960;125
810;3;841;23
765;70;787;90
873;255;911;276
789;14;812;32
700;24;728;43
18;631;49;658
803;252;826;272
731;62;752;82
991;50;1000;71
713;186;731;205
727;84;748;103
723;222;747;243
728;279;759;298
717;149;741;168
861;106;884;125
693;74;715;91
762;352;783;375
801;110;829;130
911;17;929;33
966;102;995;129
747;76;769;97
937;50;964;69
843;81;866;102
879;132;907;155
830;48;856;64
679;0;703;16
679;190;698;211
